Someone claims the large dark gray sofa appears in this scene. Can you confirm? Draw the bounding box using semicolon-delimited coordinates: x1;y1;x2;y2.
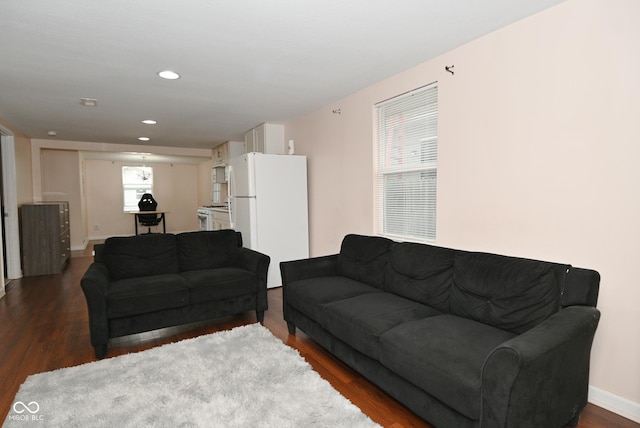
280;234;600;428
81;230;269;359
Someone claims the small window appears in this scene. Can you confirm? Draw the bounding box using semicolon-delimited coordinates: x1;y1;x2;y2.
375;83;438;242
122;166;153;212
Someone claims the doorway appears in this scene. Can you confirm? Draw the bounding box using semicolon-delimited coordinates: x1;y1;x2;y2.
0;144;6;282
0;127;22;296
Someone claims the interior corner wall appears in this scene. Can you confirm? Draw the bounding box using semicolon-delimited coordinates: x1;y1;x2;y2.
41;149;84;250
197;159;214;206
284;0;640;420
14;134;33;205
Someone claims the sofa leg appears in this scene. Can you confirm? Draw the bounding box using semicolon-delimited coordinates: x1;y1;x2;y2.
256;310;265;324
287;321;296;335
94;344;107;359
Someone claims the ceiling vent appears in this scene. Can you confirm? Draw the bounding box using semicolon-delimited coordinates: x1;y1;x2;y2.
80;98;98;107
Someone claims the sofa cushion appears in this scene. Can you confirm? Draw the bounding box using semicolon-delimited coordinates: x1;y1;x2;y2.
181;267;257;304
384;242;454;312
176;230;241;272
337;234;393;289
451;252;567;334
379;315;516;420
107;273;189;318
320;293;440;360
104;234;179;281
285;276;380;321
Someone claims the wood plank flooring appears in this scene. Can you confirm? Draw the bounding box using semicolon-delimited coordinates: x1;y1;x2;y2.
0;242;637;427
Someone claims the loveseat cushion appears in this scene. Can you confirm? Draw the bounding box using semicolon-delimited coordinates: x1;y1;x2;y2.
181;267;257;304
107;273;189;318
337;234;393;289
320;293;440;360
384;242;454;312
284;276;380;321
176;230;241;272
379;315;516;420
451;252;568;334
104;234;179;281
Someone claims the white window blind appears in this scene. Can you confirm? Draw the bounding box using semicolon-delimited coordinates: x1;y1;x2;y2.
122;166;153;212
375;83;438;242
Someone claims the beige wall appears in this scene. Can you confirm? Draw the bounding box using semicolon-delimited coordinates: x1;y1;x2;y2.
14;136;33;205
31;139;211;245
41;149;84;249
197;159;214;206
84;159;202;239
285;0;639;419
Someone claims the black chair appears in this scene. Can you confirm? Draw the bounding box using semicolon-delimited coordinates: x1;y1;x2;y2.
137;193;162;234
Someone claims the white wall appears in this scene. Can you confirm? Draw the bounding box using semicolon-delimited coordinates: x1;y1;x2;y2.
285;0;640;421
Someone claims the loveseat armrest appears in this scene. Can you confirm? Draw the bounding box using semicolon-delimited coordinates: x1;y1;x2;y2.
233;247;270;280
233;247;270;313
80;262;111;357
481;306;601;428
280;254;340;285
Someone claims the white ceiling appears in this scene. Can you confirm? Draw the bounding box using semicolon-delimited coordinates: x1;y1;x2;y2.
0;0;565;151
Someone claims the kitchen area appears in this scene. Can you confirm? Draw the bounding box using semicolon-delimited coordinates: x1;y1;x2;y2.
198;123;309;288
197;139;244;231
198;122;286;231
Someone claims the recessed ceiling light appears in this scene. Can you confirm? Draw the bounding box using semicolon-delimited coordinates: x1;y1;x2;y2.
158;70;180;80
80;98;98;107
141;119;157;125
138;137;150;142
47;130;57;137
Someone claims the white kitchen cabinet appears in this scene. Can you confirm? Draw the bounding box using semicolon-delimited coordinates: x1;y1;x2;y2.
212;210;231;230
212;166;226;183
244;123;285;154
212;141;246;167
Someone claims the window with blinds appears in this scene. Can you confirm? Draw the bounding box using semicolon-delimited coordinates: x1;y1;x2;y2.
375;83;438;242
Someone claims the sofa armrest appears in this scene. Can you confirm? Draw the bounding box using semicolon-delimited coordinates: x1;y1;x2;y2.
481;306;601;428
80;262;111;351
280;254;340;285
233;248;270;311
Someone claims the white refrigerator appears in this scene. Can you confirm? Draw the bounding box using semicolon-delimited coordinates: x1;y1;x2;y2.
228;152;309;288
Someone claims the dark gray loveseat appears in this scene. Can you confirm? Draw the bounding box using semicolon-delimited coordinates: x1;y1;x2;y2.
281;234;600;428
81;230;269;358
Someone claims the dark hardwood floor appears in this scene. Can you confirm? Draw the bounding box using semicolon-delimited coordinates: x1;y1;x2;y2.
1;242;637;428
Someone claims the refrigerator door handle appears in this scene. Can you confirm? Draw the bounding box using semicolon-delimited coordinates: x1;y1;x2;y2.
228;165;235;228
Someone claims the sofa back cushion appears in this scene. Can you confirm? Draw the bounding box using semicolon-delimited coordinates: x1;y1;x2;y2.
384;242;454;312
338;234;393;289
176;230;242;272
451;251;568;334
104;234;179;281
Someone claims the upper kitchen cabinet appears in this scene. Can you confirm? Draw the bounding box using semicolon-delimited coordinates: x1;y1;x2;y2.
212;141;246;167
244;123;285;155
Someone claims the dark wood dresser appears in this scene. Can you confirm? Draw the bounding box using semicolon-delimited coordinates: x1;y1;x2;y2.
20;201;70;276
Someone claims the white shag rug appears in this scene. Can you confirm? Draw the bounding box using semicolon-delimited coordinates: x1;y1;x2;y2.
4;324;380;428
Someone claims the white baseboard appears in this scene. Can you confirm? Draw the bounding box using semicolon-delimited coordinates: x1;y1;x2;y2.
589;385;640;423
87;230;198;241
87;233;131;241
71;240;88;251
